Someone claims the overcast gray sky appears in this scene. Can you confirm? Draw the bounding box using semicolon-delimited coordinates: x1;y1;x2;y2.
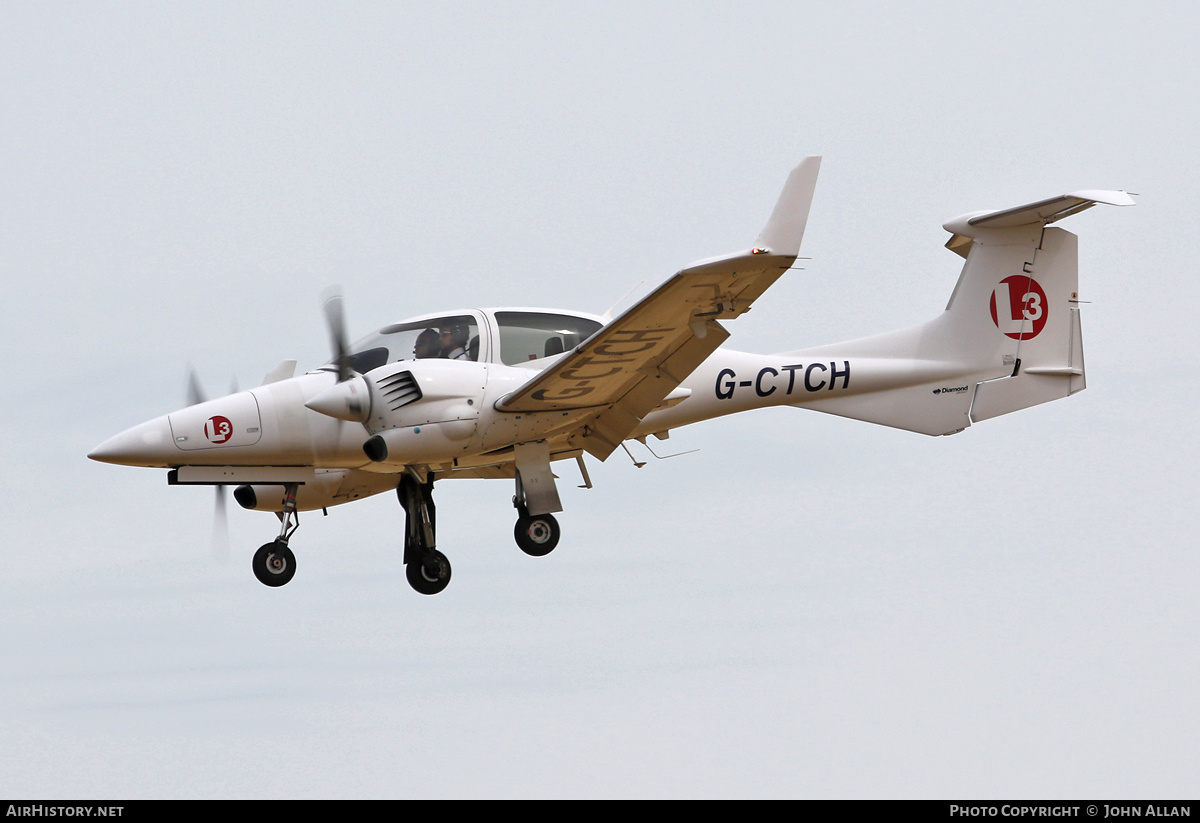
2;1;1197;798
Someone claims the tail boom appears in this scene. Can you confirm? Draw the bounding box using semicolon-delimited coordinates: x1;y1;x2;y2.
633;188;1130;439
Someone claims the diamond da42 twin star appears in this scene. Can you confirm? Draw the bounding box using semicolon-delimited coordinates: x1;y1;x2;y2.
89;158;1133;594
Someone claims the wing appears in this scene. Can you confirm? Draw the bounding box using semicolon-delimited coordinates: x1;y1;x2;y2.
496;157;822;459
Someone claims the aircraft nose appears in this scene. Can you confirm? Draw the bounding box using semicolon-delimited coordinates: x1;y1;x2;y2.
88;416;176;467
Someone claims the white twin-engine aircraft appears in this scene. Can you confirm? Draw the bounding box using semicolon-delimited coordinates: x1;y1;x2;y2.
89;158;1134;594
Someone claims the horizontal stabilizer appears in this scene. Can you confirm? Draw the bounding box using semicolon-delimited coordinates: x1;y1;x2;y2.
943;190;1135;257
967;190;1136;229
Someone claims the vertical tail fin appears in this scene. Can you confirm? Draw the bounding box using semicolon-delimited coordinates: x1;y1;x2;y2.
968;227;1086;422
943;191;1133;423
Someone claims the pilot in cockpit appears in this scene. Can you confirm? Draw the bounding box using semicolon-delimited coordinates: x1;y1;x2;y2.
440;324;470;360
413;328;442;359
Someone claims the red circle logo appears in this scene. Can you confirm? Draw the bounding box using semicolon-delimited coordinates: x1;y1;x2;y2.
990;276;1048;340
204;415;233;444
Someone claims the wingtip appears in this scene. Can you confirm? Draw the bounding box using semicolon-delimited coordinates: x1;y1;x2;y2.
755;157;822;257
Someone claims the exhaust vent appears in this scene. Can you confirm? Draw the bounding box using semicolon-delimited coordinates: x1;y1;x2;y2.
375;370;422;411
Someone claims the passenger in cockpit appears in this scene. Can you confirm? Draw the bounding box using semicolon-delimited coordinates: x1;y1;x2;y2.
413;328;442;359
441;325;470;360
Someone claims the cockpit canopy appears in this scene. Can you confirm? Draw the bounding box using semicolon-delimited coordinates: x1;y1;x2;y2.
337;309;604;373
491;311;601;364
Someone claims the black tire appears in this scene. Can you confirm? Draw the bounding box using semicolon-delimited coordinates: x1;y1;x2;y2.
514;512;560;556
252;541;296;587
406;550;451;595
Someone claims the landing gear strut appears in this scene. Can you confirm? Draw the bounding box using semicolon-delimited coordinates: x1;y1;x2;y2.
252;483;299;587
398;472;451;595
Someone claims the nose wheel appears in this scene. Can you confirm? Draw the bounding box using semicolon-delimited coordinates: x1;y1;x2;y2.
252;541;296;587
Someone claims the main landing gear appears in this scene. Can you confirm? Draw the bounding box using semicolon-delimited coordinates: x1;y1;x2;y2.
512;461;562;557
252;483;299;587
394;460;563;596
398;473;451;595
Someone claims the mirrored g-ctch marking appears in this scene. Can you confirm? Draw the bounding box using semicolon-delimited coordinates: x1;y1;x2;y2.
531;328;670;403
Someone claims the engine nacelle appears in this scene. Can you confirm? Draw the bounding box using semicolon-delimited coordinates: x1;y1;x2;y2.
361;418;481;468
364;360;487;433
350;360;488;466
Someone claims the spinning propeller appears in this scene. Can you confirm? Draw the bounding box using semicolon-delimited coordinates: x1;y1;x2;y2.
185;367;238;562
322;286;354;383
307;287;372;423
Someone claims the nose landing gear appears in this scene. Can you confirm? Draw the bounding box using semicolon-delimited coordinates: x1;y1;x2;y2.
251;483;300;587
252;541;296;587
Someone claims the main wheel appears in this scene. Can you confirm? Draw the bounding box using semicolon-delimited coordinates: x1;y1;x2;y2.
406;550;451;595
515;512;560;556
252;541;296;587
